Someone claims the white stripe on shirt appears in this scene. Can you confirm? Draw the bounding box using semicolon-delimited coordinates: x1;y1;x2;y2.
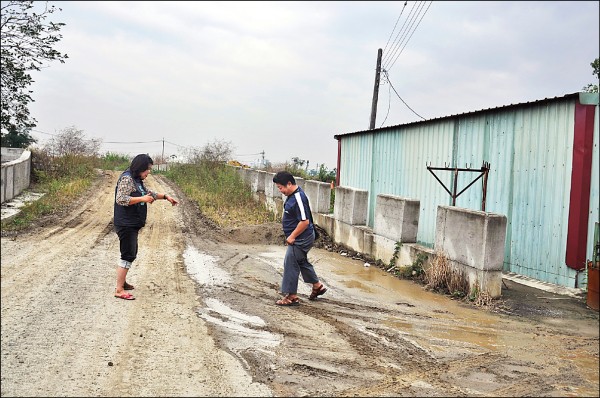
294;191;307;220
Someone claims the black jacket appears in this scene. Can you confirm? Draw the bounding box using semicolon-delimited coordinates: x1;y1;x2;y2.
113;170;148;228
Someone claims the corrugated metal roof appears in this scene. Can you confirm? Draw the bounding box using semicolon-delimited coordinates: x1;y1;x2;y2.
334;92;581;139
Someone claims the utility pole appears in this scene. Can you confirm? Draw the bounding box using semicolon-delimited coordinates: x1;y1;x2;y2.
369;48;383;130
161;138;165;169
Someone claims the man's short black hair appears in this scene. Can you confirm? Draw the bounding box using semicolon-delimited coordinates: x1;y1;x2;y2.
273;171;295;186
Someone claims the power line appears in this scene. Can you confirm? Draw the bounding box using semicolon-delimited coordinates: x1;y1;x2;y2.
379;74;393;128
386;1;432;73
234;152;262;157
103;140;163;144
383;70;426;121
381;1;408;56
381;1;423;68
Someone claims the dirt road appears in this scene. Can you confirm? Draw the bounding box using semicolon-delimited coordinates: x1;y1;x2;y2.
1;170;598;397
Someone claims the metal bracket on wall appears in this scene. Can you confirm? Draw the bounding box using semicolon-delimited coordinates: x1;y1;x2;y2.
426;161;490;211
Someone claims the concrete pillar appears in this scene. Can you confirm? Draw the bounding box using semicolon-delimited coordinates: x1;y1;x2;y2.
435;205;507;298
247;169;259;192
304;180;332;214
373;194;420;243
333;186;368;226
256;170;266;192
264;172;279;198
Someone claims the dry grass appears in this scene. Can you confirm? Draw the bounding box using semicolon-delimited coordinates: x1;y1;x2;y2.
424;251;453;292
424;251;492;306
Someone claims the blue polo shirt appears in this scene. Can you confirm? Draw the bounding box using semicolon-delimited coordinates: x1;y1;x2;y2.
282;187;314;239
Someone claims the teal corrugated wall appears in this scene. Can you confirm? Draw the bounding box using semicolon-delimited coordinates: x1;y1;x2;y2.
339;94;599;288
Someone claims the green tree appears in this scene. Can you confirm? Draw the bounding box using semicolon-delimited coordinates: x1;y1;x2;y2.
316;164;336;183
291;156;306;169
1;1;68;137
582;57;599;93
0;124;36;148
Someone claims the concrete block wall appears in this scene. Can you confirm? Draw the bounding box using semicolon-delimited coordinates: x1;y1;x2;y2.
264;172;279;198
1;148;31;204
435;205;507;298
373;194;420;243
256;170;266;193
247;169;259;192
233;166;508;298
319;191;423;267
304;180;332;214
333;186;368;225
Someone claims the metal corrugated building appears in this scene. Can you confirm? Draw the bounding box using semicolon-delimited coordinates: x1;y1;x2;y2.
334;92;599;289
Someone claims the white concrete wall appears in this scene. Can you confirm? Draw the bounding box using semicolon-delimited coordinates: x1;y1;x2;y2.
304;180;332;214
434;205;507;298
236;170;508;298
256;170;266;193
373;194;420;243
333;186;368;225
1;148;31;203
264;172;279;198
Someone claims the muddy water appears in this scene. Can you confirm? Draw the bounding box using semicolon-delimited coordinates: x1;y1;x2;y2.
320;251;599;394
184;245;283;367
183;243;599;396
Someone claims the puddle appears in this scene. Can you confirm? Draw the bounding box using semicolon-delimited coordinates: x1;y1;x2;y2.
325;249;512;352
327;252;451;307
1;191;45;220
197;298;282;352
428;325;499;351
183;245;282;361
183;246;231;287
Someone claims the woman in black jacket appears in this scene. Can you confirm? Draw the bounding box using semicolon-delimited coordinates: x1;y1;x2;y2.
113;154;178;300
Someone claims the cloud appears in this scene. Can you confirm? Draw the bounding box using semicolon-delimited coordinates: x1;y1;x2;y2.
26;1;599;169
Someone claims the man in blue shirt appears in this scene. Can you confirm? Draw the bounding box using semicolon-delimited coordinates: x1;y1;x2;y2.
273;171;327;306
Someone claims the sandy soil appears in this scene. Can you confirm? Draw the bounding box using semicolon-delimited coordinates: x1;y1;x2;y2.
1;170;598;397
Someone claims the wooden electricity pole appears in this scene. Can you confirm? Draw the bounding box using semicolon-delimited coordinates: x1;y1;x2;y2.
369;48;383;130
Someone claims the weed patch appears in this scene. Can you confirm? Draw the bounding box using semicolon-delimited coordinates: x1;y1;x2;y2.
166;162;279;228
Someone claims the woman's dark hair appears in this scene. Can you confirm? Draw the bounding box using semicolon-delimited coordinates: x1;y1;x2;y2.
273;171;295;186
129;154;153;178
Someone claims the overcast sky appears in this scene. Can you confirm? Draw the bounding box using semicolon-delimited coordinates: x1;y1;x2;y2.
27;1;599;170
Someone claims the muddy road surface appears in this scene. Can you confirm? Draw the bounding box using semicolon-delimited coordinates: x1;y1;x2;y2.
1;170;598;397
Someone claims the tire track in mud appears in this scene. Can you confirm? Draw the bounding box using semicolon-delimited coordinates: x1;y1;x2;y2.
3;169;598;397
185;231;599;397
1;171;271;397
184;240;445;396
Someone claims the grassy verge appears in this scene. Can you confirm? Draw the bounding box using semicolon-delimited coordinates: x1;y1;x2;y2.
1;153;100;232
2;154;276;233
166;162;280;228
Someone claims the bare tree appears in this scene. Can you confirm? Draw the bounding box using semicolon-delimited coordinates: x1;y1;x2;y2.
185;139;234;165
46;126;101;157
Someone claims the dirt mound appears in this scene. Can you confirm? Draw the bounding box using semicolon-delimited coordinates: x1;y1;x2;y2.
223;222;284;245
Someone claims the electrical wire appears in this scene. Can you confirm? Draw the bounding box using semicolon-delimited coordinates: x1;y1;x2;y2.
382;1;408;57
379;72;392;128
386;1;432;73
384;70;426;121
381;1;423;68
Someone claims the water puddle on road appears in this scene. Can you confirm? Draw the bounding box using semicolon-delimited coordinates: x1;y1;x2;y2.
183;246;231;287
326;252;450;307
325;251;505;351
198;298;282;351
183;245;282;360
